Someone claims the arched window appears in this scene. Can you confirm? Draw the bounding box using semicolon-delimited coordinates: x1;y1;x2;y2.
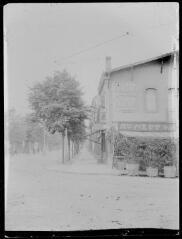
145;88;157;112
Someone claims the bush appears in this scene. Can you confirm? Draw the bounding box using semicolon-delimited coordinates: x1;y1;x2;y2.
114;134;142;164
113;133;178;172
114;133;131;157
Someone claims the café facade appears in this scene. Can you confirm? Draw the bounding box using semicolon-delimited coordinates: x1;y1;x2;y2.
89;50;179;161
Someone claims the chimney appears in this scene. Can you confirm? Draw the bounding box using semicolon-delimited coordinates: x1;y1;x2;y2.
105;56;111;73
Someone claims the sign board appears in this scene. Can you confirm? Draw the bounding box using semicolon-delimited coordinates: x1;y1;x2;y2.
118;122;176;132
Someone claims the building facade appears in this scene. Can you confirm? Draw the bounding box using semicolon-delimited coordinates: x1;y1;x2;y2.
90;51;179;162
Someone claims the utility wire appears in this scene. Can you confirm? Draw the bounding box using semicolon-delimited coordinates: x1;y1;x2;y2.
56;32;129;64
54;22;175;65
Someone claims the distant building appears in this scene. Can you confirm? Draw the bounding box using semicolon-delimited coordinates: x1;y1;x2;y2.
90;50;179;162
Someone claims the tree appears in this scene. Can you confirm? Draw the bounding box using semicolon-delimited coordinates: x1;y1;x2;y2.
6;109;27;154
68;120;86;157
24;113;44;153
28;70;88;163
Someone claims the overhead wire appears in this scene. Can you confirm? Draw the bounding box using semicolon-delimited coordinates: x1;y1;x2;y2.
54;22;175;65
55;32;129;64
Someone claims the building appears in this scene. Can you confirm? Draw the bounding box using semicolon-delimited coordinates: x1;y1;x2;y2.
90;50;179;162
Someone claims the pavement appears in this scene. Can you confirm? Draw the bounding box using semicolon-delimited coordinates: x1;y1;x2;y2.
47;148;120;176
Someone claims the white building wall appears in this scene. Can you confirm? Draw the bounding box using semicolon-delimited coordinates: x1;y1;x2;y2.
109;60;172;123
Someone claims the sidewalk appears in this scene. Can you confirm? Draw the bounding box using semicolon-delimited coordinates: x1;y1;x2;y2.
47;148;119;176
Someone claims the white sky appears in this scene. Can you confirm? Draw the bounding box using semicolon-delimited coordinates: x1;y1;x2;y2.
4;2;178;116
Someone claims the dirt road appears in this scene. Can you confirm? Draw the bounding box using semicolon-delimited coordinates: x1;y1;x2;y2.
5;150;179;231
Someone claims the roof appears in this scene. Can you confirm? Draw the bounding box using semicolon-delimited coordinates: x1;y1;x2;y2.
98;51;177;94
110;51;174;73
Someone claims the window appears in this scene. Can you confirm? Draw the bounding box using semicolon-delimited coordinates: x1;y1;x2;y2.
145;88;157;112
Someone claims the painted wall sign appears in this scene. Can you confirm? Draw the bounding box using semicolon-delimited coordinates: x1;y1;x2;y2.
118;122;176;132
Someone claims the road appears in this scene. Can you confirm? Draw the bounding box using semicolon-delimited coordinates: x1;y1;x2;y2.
5;149;179;231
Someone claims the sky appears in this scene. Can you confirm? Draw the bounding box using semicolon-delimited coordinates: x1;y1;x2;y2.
4;2;178;116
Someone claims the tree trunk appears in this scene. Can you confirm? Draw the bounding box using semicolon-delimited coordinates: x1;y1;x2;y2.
76;141;79;154
62;132;65;164
78;142;80;154
68;135;71;161
100;130;106;164
71;141;74;158
73;142;76;156
43;127;46;154
74;142;76;156
75;142;77;155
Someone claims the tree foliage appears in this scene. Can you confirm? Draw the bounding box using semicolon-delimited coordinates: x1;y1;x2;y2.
6;109;65;154
24;113;44;145
29;70;87;133
28;70;88;160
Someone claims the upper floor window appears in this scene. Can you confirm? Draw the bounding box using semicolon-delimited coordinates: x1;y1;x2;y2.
145;88;157;112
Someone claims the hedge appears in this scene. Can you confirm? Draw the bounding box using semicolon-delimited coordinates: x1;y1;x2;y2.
113;133;178;173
